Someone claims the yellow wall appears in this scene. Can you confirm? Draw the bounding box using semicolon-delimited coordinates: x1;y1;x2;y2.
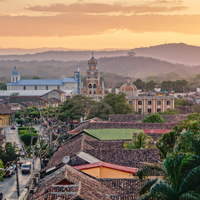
82;166;134;178
0;114;12;126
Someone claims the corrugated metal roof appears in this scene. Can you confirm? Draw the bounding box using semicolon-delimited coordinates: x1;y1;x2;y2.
7;78;77;86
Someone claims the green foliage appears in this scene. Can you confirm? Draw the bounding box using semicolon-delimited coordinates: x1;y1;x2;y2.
175;99;193;106
15;111;21;119
20;132;38;146
142;114;166;123
87;101;113;120
133;79;146;90
29;111;40;118
0;142;18;165
0;159;5;182
16;119;23;126
0;83;7;90
137;153;200;200
103;92;134;114
156;131;177;159
58;95;94;122
159;108;179;115
124;132;153;149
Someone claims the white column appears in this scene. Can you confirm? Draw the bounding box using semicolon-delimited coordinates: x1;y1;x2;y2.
163;99;164;112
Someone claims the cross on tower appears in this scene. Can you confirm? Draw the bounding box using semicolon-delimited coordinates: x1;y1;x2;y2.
92;52;94;57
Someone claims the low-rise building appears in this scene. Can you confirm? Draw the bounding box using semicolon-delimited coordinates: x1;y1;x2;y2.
0;104;14;126
119;75;175;114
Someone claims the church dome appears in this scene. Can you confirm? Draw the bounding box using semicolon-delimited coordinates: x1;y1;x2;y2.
119;83;138;92
119;73;138;96
88;54;97;64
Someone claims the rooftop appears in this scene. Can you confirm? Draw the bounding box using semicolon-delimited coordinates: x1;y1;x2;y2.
29;164;116;200
7;78;77;86
0;104;15;114
84;129;142;140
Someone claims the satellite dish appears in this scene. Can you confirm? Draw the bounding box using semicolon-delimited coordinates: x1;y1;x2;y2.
62;156;70;164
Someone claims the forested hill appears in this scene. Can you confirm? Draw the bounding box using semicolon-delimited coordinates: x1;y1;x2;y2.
0;55;199;81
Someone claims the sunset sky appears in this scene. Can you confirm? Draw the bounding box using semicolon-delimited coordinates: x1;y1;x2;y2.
0;0;200;49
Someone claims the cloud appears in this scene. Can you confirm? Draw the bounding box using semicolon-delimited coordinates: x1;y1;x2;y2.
26;3;187;14
0;13;200;37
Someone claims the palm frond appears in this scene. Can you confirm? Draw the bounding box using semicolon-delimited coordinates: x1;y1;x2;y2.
138;193;153;200
179;166;200;195
139;178;159;196
150;180;177;200
137;164;163;181
180;192;200;200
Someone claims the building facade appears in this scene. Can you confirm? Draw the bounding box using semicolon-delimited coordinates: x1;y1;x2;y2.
7;66;81;94
119;75;175;114
81;54;105;100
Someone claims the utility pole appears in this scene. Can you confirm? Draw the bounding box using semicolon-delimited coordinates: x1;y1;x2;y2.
16;161;20;197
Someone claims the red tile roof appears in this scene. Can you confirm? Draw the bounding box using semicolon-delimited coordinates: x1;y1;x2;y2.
143;129;172;134
74;161;137;174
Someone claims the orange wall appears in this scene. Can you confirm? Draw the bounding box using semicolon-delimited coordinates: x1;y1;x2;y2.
82;167;134;178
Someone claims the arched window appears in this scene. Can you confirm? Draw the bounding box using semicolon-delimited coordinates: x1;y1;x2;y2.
94;90;96;94
93;84;97;88
16;77;18;82
24;86;26;90
88;84;92;88
89;91;92;94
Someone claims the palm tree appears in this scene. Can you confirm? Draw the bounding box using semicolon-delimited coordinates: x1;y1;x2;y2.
124;132;153;149
137;153;200;200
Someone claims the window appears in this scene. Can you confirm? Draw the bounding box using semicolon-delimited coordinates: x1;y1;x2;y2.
89;90;92;94
138;108;142;113
88;84;92;88
157;109;161;113
157;100;161;105
167;100;171;105
100;90;101;94
138;100;142;105
147;100;152;105
148;109;152;113
129;100;133;105
94;90;96;94
84;90;86;94
93;84;97;88
35;86;37;90
23;86;26;90
13;77;14;82
16;77;18;82
46;86;48;90
57;86;60;89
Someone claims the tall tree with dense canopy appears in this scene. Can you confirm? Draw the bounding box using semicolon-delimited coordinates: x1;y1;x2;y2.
103;92;134;114
137;154;200;200
124;132;153;149
143;114;166;123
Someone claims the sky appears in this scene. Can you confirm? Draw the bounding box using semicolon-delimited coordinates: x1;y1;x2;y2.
0;0;200;50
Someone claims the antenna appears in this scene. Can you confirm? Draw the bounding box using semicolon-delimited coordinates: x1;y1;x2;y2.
62;156;70;164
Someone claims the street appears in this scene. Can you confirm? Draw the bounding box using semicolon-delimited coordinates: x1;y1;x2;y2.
0;126;41;200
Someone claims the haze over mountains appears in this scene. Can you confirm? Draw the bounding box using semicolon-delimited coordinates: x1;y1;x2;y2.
1;43;200;86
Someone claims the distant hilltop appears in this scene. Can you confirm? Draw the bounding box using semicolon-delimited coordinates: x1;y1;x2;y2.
0;43;200;65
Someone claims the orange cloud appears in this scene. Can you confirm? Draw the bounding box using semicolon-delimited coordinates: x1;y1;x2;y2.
26;3;186;14
1;13;200;37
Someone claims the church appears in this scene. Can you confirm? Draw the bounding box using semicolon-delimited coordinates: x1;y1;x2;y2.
81;53;105;101
6;66;81;96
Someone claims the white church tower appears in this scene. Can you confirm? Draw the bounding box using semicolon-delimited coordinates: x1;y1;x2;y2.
11;66;20;83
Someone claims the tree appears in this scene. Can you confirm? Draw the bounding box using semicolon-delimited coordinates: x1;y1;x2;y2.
137;154;200;200
87;101;113;120
142;114;166;123
103;92;134;114
0;159;5;182
156;131;177;159
58;95;94;122
145;80;157;91
0;142;19;164
133;79;146;91
124;132;153;149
